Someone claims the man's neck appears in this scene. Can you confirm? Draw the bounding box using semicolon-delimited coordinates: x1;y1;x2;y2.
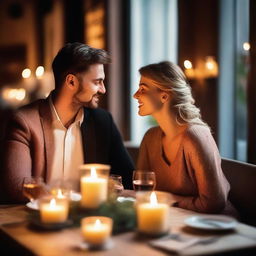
52;92;81;128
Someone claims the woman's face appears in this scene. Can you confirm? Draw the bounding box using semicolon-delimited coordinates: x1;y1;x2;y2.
133;76;165;116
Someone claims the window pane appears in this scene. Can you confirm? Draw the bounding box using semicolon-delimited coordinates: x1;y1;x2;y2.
235;0;249;161
130;0;178;144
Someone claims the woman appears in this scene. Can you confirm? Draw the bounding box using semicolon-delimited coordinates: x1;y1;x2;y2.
134;61;237;215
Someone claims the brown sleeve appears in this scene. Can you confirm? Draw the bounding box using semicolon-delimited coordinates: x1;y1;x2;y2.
177;127;230;213
1;113;32;203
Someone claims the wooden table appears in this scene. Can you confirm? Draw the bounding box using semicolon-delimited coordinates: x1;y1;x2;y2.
1;202;256;256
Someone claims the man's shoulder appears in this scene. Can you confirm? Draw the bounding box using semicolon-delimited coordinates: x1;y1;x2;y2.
16;99;46;116
84;107;112;121
10;98;49;126
85;107;110;115
83;108;115;137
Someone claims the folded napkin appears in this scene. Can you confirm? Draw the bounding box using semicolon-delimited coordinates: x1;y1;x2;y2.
149;234;216;255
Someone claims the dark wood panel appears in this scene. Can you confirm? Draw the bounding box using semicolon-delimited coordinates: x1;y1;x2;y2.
178;0;219;142
247;0;256;164
0;44;26;85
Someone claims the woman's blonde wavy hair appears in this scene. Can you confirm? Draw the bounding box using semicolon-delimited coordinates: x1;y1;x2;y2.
139;61;208;128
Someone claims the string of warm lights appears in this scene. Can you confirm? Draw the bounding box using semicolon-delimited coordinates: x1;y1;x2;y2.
1;66;45;105
183;56;218;80
22;66;45;79
183;42;250;80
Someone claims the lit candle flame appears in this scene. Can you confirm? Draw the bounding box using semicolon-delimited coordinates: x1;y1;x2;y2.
95;219;102;229
57;189;65;199
91;167;97;178
150;192;158;205
49;198;56;208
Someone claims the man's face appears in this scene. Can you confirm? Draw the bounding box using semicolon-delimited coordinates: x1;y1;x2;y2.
73;64;105;108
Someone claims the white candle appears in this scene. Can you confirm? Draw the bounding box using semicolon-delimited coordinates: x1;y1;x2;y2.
81;218;112;246
81;167;108;208
40;198;68;223
137;192;169;235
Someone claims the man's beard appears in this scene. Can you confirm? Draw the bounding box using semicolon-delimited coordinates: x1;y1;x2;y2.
86;94;102;108
75;81;104;108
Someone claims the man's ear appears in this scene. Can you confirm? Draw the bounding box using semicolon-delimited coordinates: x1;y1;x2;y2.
66;74;78;89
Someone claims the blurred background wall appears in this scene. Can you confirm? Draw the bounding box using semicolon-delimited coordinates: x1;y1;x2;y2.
0;0;255;164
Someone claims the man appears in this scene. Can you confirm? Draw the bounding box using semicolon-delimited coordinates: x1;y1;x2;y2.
1;43;134;202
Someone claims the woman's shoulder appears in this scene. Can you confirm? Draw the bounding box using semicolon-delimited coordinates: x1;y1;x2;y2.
145;126;161;135
184;124;213;144
183;124;221;164
142;126;161;142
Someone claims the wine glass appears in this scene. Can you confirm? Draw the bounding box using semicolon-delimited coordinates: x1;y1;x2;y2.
109;174;124;195
132;170;156;192
22;176;46;203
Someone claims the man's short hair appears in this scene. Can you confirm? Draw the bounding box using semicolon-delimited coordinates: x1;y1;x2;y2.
52;42;111;89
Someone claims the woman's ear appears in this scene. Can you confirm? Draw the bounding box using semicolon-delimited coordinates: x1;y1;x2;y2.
160;92;170;103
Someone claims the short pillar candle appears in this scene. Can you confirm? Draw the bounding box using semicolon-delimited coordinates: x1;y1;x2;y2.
137;191;170;236
39;196;69;223
81;216;113;247
80;164;110;209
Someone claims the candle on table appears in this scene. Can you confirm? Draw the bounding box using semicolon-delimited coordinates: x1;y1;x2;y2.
137;192;169;235
39;197;69;223
56;189;66;199
81;217;113;246
80;164;109;208
50;180;80;201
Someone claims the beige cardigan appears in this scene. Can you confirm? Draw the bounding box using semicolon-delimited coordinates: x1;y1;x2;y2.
137;125;236;215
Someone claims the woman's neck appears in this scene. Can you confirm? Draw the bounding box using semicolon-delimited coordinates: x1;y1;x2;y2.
153;108;186;141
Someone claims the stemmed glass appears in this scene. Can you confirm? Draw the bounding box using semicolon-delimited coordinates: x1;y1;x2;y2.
132;170;156;192
22;176;47;203
109;174;124;195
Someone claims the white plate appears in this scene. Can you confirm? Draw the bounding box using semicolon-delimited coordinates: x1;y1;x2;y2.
70;192;82;201
26;200;39;210
117;196;135;203
184;215;238;230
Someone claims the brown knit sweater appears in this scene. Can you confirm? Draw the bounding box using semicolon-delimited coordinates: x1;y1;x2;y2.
137;125;236;215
